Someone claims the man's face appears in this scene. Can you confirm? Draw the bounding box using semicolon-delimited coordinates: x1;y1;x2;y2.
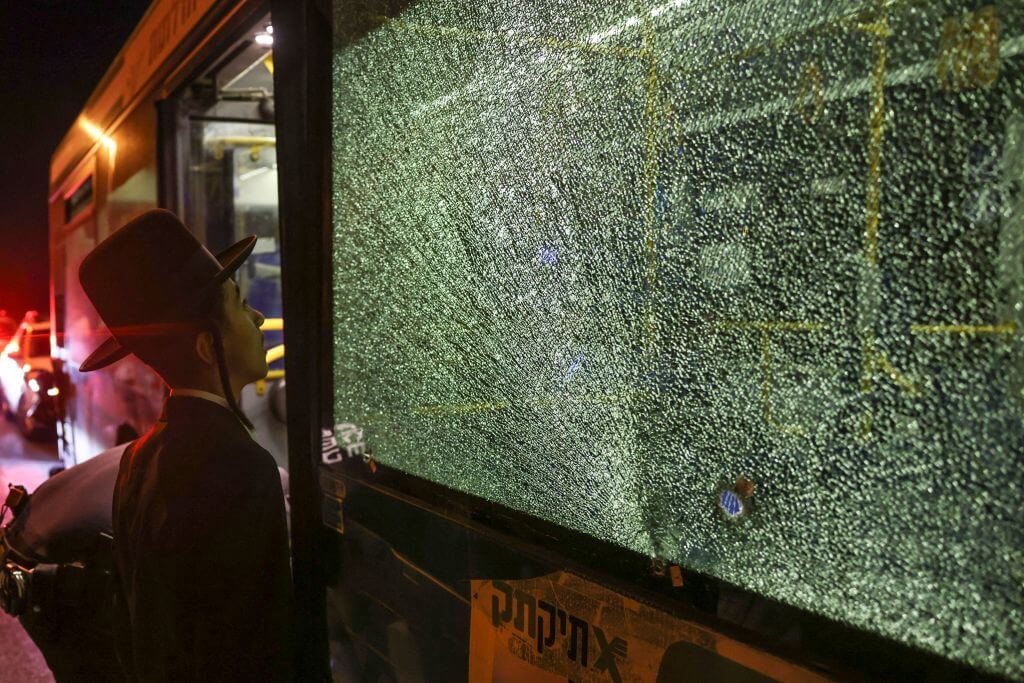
219;278;268;389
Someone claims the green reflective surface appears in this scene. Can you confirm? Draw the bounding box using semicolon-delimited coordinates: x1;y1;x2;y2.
331;1;1024;675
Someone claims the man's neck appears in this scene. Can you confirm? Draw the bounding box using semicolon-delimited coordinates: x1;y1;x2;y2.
169;387;230;410
166;372;242;405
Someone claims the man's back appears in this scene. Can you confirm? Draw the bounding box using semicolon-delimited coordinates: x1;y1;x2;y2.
113;395;293;682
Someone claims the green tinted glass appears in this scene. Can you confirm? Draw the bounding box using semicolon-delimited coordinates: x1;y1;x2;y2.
332;1;1024;675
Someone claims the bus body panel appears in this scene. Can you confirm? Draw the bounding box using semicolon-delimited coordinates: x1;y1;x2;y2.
49;0;222;193
320;463;989;682
50;101;164;464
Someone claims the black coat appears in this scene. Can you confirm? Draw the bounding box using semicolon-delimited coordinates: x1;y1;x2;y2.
112;395;294;682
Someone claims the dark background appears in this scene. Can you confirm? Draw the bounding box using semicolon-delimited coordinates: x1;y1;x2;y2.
0;0;151;320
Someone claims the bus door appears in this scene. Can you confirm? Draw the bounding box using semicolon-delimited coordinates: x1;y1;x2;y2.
162;13;288;471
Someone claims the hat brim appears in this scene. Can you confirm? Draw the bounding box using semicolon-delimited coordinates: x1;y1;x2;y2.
79;235;259;373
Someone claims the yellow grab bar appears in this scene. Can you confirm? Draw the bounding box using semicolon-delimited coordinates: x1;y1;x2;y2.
256;319;285;396
265;344;285;364
205;136;276;148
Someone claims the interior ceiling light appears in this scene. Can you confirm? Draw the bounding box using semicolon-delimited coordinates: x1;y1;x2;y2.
255;32;273;46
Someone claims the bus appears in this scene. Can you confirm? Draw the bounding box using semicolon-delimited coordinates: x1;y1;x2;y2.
49;0;286;471
49;0;1021;680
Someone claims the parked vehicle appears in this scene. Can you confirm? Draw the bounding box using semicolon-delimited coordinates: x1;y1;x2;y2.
0;311;16;349
0;316;59;441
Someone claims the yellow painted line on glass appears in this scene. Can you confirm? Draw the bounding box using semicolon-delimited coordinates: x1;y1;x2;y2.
856;7;893;439
377;16;648;61
872;352;920;396
860;14;889;268
910;322;1016;335
640;15;663;360
716;320;825;332
412;401;510;416
412;392;629;417
716;319;822;435
667;0;908;81
760;331;808;438
641;15;662;281
860;338;876;394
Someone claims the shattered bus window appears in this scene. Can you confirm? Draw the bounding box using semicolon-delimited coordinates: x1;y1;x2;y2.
331;1;1024;676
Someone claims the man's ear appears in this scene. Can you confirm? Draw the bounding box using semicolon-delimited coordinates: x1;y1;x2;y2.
194;330;217;366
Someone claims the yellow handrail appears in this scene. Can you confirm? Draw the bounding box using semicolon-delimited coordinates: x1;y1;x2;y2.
257;319;285;396
265;344;285;364
205;136;276;148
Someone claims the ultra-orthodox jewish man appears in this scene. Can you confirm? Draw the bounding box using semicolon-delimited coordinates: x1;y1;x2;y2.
78;209;294;682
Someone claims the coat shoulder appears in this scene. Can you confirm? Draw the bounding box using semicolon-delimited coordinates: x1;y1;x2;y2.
158;407;280;498
202;428;280;493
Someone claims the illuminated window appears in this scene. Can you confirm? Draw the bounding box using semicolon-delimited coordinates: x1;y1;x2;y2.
64;176;93;223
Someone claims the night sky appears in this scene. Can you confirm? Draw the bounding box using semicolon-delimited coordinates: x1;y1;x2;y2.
0;0;151;319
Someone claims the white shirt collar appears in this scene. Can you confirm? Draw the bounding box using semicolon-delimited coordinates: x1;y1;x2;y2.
170;388;231;410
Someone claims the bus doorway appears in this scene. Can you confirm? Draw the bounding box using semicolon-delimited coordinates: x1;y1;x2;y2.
163;14;288;470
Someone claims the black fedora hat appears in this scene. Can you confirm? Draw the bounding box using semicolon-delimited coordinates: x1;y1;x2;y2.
78;209;257;373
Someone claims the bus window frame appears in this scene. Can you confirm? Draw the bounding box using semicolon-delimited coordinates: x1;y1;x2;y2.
63;176;94;225
308;3;1014;681
50;158;97;360
268;0;333;677
54;158;98;238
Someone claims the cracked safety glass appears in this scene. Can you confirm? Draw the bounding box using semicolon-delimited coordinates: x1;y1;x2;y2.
331;1;1024;676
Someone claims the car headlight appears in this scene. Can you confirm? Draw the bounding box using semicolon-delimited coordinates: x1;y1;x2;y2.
24;370;52;395
0;562;28;616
